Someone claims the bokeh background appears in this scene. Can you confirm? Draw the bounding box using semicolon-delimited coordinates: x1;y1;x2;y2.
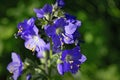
0;0;120;80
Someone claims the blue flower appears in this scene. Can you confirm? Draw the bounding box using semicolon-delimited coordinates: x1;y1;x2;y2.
7;52;23;80
17;17;38;40
45;18;66;48
34;4;52;19
57;46;86;75
24;35;48;58
56;0;65;7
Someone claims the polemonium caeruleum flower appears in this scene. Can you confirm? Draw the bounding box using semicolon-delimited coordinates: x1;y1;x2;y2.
45;18;66;49
34;4;52;19
57;46;86;75
24;35;47;58
17;17;38;40
7;52;23;80
17;18;49;58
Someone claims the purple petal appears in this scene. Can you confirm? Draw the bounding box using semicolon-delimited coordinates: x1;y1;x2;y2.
54;18;66;28
57;63;64;75
61;50;69;61
63;33;74;44
52;35;61;48
45;25;56;37
13;72;19;80
34;9;44;18
27;18;35;26
75;20;81;27
12;52;21;63
79;54;87;63
69;63;79;74
63;62;70;73
33;26;38;35
42;4;52;13
36;47;45;58
65;22;77;34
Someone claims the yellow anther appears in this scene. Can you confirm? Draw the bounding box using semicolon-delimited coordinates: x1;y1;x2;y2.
10;70;13;73
31;46;36;52
18;29;22;33
18;26;23;33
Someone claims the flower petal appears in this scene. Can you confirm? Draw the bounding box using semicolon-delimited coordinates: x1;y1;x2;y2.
12;52;21;63
57;63;64;75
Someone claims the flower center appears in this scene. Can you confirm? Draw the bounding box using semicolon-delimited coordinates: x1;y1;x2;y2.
18;26;23;33
56;27;63;35
66;55;72;62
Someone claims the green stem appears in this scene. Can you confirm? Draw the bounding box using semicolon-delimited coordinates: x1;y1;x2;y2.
50;38;53;59
45;53;48;75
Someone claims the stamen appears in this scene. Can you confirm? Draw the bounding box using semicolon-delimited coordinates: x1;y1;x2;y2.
65;36;69;40
69;60;73;64
31;46;36;52
18;26;23;33
60;38;64;45
18;29;22;33
62;33;69;40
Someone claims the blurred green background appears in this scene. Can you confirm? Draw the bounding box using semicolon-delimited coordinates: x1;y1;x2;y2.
0;0;120;80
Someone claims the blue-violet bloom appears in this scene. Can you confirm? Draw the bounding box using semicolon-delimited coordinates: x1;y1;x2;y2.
57;46;86;75
17;17;38;40
7;52;23;80
45;18;66;49
18;18;48;58
34;4;52;19
24;35;47;58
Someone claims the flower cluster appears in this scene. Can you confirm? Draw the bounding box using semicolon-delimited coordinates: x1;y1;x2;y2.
7;0;86;80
